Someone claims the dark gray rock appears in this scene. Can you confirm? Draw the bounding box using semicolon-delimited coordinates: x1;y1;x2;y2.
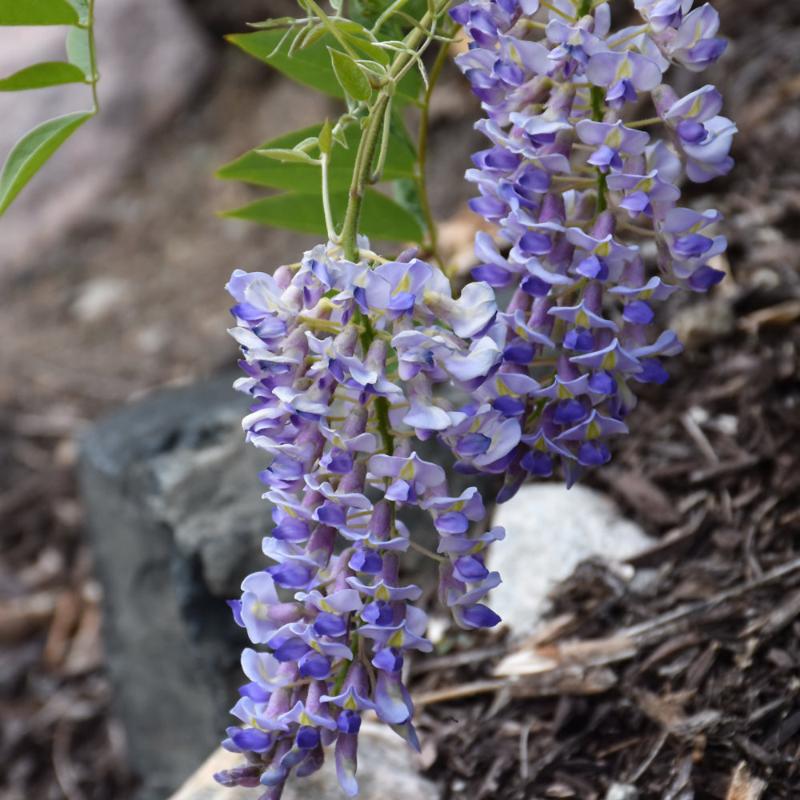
79;376;265;800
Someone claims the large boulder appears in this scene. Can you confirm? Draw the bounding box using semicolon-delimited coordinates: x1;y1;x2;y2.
79;377;263;800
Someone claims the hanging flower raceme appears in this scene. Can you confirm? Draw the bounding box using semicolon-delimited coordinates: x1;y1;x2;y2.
450;0;735;496
215;242;505;798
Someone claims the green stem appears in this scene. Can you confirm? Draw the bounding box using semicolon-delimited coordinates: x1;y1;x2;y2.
86;0;100;113
321;153;337;241
372;0;412;35
415;38;449;267
353;310;395;453
303;0;360;59
340;0;448;262
590;86;608;213
370;96;394;184
341;101;390;261
577;0;593;15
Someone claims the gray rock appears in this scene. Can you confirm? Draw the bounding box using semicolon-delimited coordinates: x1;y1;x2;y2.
0;0;212;273
79;376;266;800
169;724;439;800
488;484;655;637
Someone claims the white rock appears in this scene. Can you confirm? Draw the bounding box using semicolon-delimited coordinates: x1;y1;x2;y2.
169;723;440;800
488;484;654;637
0;0;211;273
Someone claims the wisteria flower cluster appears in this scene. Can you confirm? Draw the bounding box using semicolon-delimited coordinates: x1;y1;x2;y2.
451;0;735;496
217;0;734;796
215;243;506;796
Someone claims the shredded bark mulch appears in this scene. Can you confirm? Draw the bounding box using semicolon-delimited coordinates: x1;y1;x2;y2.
412;318;800;799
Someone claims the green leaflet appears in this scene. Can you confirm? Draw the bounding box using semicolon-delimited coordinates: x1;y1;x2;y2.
217;122;415;194
0;62;87;91
0;111;92;213
227;30;421;104
329;49;372;102
0;0;79;25
222;189;423;243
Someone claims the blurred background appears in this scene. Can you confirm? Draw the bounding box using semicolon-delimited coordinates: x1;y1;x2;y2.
0;1;798;798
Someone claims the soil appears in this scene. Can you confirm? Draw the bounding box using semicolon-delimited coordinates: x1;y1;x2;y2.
0;1;799;799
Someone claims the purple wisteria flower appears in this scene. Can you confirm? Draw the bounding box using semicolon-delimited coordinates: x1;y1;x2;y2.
217;242;506;797
451;0;734;496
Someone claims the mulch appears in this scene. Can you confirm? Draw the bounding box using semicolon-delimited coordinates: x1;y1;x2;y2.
411;290;800;799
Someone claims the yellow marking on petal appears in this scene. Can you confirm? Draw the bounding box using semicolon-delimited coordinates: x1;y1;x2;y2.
607;128;623;149
319;599;333;612
689;96;703;117
596;240;611;257
376;584;391;602
388;630;405;647
400;461;416;480
557;383;573;399
602;350;617;370
576;309;590;327
587;420;601;439
617;58;633;80
396;273;412;294
344;695;357;710
300;711;313;725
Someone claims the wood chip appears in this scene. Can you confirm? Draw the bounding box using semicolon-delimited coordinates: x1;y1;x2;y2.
726;762;767;800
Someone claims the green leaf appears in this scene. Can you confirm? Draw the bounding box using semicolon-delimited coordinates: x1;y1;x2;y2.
217;122;415;194
66;25;92;77
66;0;89;25
228;29;343;98
334;19;389;65
0;61;87;91
329;48;371;102
0;0;79;25
227;30;422;104
222;189;423;243
0;111;92;213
